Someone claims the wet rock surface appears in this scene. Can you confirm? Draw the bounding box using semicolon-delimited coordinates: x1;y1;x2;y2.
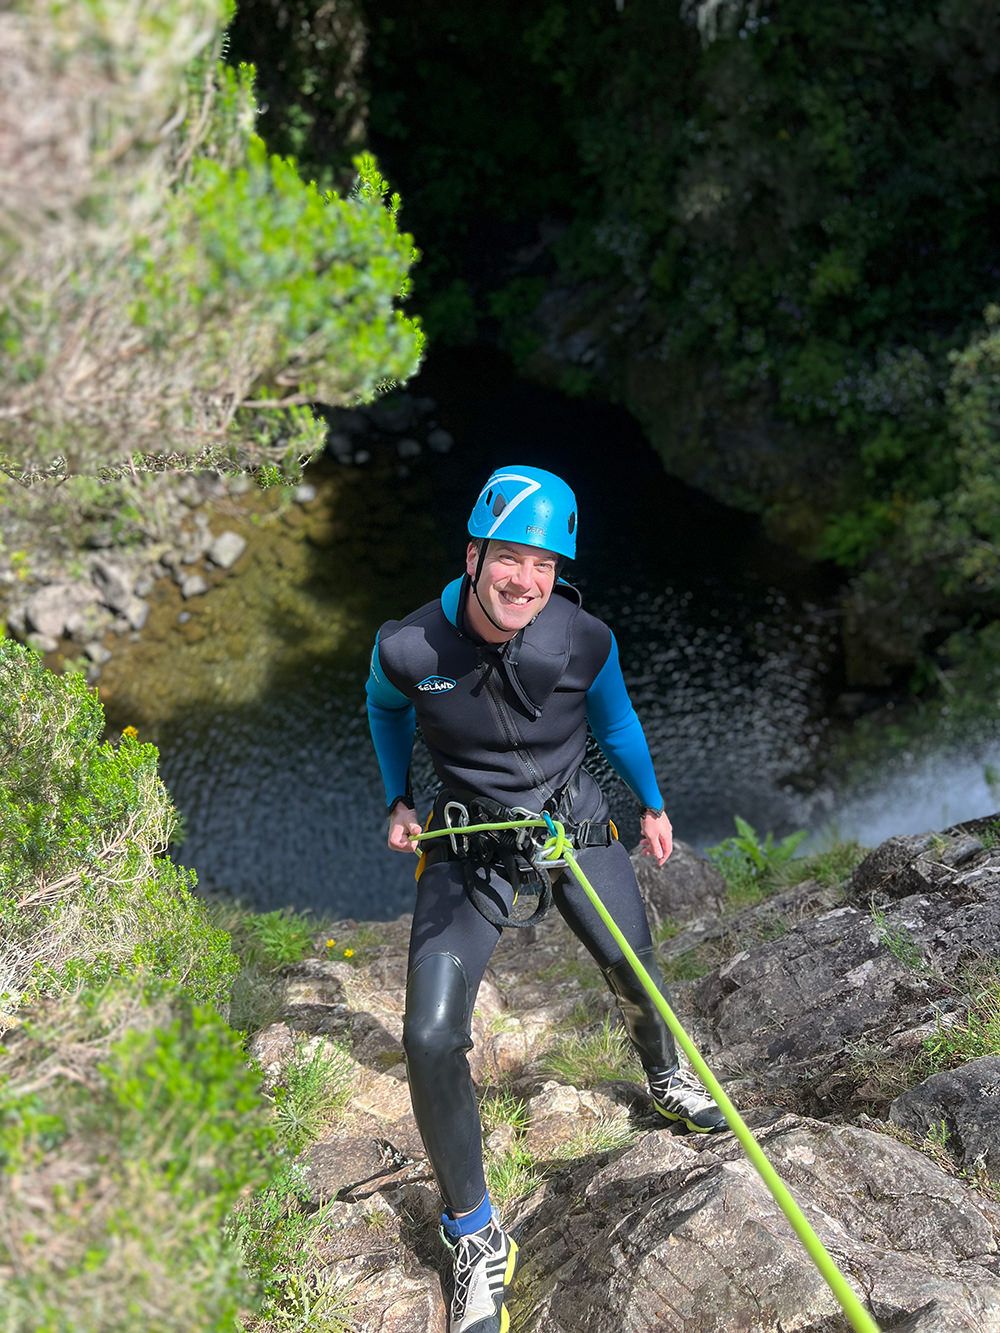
252;820;1000;1331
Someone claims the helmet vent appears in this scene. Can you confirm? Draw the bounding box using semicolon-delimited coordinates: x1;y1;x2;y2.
486;489;493;505
492;493;507;517
568;511;576;534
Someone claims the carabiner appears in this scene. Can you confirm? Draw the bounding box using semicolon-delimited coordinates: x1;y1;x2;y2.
443;800;470;857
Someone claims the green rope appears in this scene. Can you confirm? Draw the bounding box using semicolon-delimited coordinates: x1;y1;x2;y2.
412;815;880;1333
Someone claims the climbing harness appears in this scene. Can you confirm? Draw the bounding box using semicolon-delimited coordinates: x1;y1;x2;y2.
429;795;617;930
412;813;882;1333
440;802;555;929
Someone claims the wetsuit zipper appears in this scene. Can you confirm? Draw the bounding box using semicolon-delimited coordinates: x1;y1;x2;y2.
480;660;552;804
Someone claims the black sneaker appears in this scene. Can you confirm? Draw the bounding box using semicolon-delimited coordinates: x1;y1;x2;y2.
648;1063;728;1133
439;1212;518;1333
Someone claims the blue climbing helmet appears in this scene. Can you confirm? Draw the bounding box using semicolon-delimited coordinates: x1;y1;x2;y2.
467;465;578;561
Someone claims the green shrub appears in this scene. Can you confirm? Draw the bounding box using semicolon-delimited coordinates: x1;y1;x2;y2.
100;1005;275;1195
2;0;422;486
0;641;237;1016
0;997;278;1331
233;907;318;970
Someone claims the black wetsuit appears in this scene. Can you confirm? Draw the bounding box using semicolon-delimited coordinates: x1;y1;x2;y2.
366;575;678;1211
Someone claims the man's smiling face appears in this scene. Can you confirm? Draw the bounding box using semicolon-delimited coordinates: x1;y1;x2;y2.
465;539;558;636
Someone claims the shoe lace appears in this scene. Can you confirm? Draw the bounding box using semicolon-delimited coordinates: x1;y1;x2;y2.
447;1225;498;1319
650;1063;715;1111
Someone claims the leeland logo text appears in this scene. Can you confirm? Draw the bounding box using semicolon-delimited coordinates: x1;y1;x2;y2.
417;675;457;694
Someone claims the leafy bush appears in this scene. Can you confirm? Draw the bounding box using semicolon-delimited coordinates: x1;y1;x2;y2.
234;908;318;970
0;996;277;1331
0;0;422;488
0;637;368;1327
0;641;237;1015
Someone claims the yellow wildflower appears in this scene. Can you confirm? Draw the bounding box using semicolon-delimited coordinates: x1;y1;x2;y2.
325;938;336;949
122;725;138;740
343;948;355;959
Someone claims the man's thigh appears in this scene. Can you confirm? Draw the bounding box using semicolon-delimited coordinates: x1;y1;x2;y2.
407;860;514;1009
552;840;653;969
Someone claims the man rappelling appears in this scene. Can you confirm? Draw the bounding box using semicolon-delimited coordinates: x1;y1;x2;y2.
366;464;727;1333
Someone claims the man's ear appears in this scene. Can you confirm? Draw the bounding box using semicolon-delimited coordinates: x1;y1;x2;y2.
465;541;480;578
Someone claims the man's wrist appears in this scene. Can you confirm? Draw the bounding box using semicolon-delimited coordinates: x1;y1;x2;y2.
641;805;666;819
387;793;415;816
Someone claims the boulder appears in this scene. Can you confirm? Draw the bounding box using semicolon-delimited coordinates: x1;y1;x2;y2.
891;1056;1000;1182
84;642;112;666
511;1113;1000;1331
523;1081;628;1159
247;1021;296;1092
851;829;984;901
5;602;27;638
65;601;114;642
122;596;148;630
26;581;100;639
630;838;726;928
207;531;247;570
695;884;1000;1110
301;1134;421;1205
91;557;133;612
26;632;58;654
179;573;208;599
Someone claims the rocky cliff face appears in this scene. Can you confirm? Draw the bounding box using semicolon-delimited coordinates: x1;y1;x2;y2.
249;819;1000;1331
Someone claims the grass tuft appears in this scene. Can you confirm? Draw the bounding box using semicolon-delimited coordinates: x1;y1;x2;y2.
921;973;1000;1072
540;1016;637;1087
484;1145;544;1208
549;1115;635;1160
271;1039;355;1154
480;1088;530;1137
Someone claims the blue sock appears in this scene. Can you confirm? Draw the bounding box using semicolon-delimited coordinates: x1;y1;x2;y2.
441;1191;493;1240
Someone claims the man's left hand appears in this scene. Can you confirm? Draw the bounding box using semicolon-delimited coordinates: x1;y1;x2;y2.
639;810;673;867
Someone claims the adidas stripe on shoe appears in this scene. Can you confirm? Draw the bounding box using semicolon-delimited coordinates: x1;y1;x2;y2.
440;1214;518;1333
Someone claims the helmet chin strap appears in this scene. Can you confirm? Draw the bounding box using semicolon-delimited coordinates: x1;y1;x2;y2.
471;539;512;635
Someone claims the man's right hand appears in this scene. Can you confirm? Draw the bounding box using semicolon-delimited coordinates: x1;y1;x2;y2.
387;802;422;853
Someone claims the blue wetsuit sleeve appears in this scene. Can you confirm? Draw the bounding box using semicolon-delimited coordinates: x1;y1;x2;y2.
365;637;416;806
585;632;664;810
